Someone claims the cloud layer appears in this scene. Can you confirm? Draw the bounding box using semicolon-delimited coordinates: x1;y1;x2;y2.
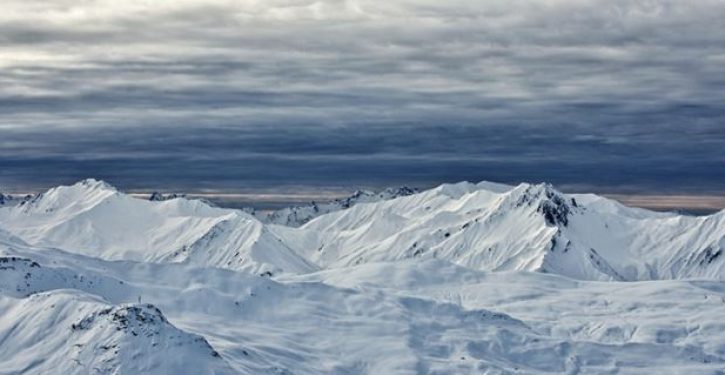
1;0;724;192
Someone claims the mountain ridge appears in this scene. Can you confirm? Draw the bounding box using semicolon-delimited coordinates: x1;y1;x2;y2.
1;178;723;281
1;179;725;373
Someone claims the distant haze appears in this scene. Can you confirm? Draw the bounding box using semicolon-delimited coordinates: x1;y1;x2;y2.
142;190;724;214
3;184;724;214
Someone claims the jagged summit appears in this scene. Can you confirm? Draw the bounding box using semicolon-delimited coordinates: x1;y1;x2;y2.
0;192;10;206
0;191;33;207
337;186;419;208
0;290;235;375
261;185;420;227
149;191;187;201
376;186;419;197
506;182;578;226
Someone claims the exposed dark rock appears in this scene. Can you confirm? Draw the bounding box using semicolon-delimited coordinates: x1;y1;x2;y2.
698;246;722;266
149;192;186;201
532;185;573;227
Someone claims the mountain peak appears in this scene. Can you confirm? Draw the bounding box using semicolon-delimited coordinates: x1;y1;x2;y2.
379;186;418;198
8;179;120;215
510;183;575;226
73;178;117;192
148;191;186;201
0;192;11;205
433;181;479;198
66;302;232;374
72;303;169;332
263;185;421;226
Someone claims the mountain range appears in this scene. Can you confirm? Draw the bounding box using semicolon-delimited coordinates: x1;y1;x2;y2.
1;179;724;374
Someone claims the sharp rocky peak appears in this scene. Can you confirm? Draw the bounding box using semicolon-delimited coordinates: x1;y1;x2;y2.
148;191;186;201
339;186;418;207
510;183;578;227
0;192;10;205
380;186;419;197
72;304;169;332
0;191;34;206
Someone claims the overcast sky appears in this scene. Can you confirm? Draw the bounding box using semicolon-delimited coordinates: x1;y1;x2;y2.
1;0;724;194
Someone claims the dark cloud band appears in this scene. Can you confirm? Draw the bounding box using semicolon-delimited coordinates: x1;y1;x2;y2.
1;0;724;193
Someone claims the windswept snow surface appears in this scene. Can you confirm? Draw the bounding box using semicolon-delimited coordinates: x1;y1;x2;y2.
293;181;725;281
0;179;314;275
1;179;724;374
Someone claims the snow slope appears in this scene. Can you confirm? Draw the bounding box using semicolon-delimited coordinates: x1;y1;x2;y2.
0;179;314;275
1;179;723;281
291;181;725;281
0;293;234;375
2;235;725;374
260;186;418;227
0;236;234;374
286;258;725;369
1;178;724;374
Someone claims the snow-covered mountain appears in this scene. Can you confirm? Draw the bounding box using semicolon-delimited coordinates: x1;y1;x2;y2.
1;179;723;281
0;293;234;375
0;191;31;207
291;181;725;281
148;191;187;201
1;178;724;374
0;179;313;275
2;230;725;374
259;186;418;227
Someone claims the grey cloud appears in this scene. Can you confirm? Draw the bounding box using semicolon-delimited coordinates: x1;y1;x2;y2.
0;0;724;193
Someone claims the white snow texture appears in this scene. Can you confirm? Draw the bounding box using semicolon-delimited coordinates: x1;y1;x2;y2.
1;178;724;374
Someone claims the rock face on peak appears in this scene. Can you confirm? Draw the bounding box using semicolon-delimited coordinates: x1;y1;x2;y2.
0;192;33;207
149;191;187;201
68;302;231;375
507;183;577;227
0;293;234;375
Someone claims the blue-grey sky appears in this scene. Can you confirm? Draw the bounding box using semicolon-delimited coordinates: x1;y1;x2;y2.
1;0;724;194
